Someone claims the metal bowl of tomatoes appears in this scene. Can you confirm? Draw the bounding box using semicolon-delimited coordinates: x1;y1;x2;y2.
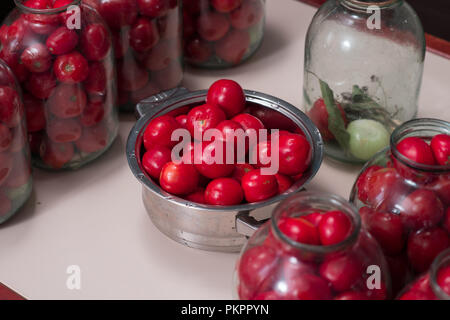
127;85;323;252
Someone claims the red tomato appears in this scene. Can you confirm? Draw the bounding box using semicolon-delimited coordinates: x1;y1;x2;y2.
407;227;450;273
275;174;293;194
211;0;243;12
40;139;74;169
318;210;352;246
215;120;246;157
215;29;250;65
152;61;182;91
48;83;87;119
197;12;230;42
23;93;45;132
205;178;244;205
129;17;160;52
75;124;109;153
137;0;170;18
142;145;172;179
231;113;265;149
54;51;89;83
397;137;436;165
399;290;435;300
365;211;405;255
356;165;383;204
238;245;278;296
278;132;311;175
366;167;405;212
175;115;187;128
428;174;450;207
241;169;278;203
278;217;320;245
186;104;226;139
230;0;264;29
436;265;450;296
206;79;246;118
252;291;282;300
0;124;12;152
47;118;82;143
25;71;56;99
84;62;107;97
0;86;21;127
399;189;444;230
80;102;105;127
334;292;367;300
444;207;450;234
46;27;79;55
430;134;450;165
143;115;181;150
281;273;332;300
302;212;323;227
193;141;235;179
0;153;13;187
159;161;199;195
185;37;213;64
185;188;207;204
97;0;138;30
231;163;254;182
307;98;347;141
319;253;364;292
20;43;52;73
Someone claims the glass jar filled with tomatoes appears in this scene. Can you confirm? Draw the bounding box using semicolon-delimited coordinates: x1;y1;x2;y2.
0;58;32;223
350;118;450;295
234;191;391;300
303;0;425;164
183;0;265;68
0;0;119;170
398;249;450;300
83;0;183;111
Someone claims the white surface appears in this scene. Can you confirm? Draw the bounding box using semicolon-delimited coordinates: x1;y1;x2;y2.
0;0;449;300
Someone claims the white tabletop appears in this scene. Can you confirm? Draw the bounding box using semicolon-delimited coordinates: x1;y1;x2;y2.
0;0;449;300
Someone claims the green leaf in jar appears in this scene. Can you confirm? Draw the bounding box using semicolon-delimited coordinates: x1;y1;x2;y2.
319;79;350;150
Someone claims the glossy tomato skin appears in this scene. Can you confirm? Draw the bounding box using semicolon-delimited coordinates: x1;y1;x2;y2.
193;141;235;179
97;0;139;30
186;104;226;139
205;178;244;205
275;174;293;194
308;98;347;141
185;188;207;204
231;163;254;182
277;132;311;176
48;84;87;119
241;169;278;203
46;27;79;55
138;0;170;18
356;165;383;204
143;115;181;150
319;253;363;292
430;134;450;165
436;265;450;296
54;52;89;83
20;43;52;73
318;210;352;246
206;79;246;118
277;217;320;245
365;210;405;255
142;145;172;179
397;137;436;165
129;17;160;53
159;161;199;196
366;167;405;212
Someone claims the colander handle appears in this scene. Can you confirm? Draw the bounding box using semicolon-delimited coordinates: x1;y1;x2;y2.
135;87;190;119
236;212;269;238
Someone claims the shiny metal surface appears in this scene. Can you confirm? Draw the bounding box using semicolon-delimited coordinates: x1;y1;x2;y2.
127;87;323;252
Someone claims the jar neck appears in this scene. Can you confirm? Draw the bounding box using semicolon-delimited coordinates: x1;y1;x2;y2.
430;249;450;300
340;0;401;10
271;192;361;255
390;118;450;173
14;0;81;14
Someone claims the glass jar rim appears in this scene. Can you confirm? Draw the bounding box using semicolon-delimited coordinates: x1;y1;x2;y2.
14;0;81;15
341;0;401;10
390;118;450;173
430;248;450;300
271;191;361;254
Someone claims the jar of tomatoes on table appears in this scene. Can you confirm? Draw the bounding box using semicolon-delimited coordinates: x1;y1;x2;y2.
0;58;32;224
83;0;183;111
398;249;450;300
350;118;450;295
234;191;391;300
0;0;119;170
183;0;265;68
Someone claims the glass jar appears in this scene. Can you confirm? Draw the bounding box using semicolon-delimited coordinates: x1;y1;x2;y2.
183;0;265;68
0;0;119;170
303;0;425;163
83;0;183;112
350;118;450;295
398;249;450;300
234;191;391;300
0;58;32;224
